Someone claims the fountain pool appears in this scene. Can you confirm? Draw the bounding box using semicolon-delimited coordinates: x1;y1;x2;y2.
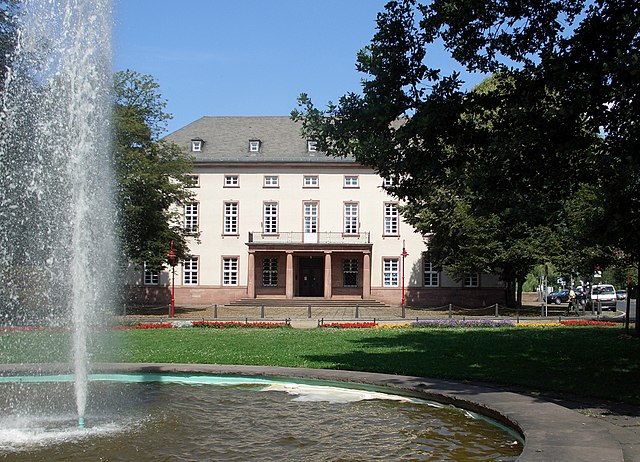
0;372;523;461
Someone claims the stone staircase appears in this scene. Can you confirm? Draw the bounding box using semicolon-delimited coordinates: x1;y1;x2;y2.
226;298;391;309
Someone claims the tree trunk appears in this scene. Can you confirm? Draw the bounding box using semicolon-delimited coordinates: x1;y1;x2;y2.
516;272;525;308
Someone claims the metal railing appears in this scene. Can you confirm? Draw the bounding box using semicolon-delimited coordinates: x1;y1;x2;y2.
248;231;370;244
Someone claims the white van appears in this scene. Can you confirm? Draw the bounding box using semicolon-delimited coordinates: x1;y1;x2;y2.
587;284;617;311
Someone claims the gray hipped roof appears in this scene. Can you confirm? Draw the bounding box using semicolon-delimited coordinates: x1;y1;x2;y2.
164;116;356;164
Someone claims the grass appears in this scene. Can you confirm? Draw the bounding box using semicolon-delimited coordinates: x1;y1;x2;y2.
1;326;639;404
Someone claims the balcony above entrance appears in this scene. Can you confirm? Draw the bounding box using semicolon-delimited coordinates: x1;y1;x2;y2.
247;231;371;245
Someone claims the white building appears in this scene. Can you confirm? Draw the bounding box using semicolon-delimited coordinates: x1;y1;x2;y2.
130;116;505;307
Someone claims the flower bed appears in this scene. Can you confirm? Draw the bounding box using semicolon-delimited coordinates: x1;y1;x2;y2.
559;320;617;327
192;321;289;329
411;319;516;328
319;322;378;328
113;320;290;330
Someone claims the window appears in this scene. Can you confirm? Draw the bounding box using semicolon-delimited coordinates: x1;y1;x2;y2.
184;203;198;233
183;258;198;285
344;175;359;188
223;202;238;235
143;263;159;285
186;175;199;188
263;202;278;234
344;202;359;235
307;140;317;152
222;257;239;286
382;177;394;188
262;257;278;287
383;258;399;287
264;175;279;188
224;175;239;187
304;202;318;233
249;140;261;152
423;260;439;287
384;203;399;236
303;175;318;188
191;139;203;152
464;273;479;287
343;259;358;287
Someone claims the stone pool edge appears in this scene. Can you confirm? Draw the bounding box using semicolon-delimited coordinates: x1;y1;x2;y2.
0;363;625;461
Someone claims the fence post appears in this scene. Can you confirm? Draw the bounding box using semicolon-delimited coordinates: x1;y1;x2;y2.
448;303;452;318
355;304;359;319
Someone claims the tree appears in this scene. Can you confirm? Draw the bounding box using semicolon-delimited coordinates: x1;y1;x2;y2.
0;1;19;86
293;1;604;307
113;70;195;270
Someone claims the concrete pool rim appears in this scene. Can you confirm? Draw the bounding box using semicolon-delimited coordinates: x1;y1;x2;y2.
0;363;629;461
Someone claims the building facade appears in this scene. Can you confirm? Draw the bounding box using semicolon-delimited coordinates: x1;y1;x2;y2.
130;116;505;307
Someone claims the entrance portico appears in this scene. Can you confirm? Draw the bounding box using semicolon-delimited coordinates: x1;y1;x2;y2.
246;234;372;300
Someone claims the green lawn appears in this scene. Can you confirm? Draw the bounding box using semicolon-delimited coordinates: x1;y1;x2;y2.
1;326;639;404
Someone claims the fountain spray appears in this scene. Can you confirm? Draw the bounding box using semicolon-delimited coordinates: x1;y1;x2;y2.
0;0;117;428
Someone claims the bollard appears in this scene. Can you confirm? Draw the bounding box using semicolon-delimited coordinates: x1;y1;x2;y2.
495;303;499;317
308;304;311;319
401;304;406;318
448;303;452;318
355;304;359;318
214;304;218;319
261;304;265;319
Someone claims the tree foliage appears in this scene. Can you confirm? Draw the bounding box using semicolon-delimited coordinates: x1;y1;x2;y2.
113;70;195;270
0;0;20;87
292;0;639;307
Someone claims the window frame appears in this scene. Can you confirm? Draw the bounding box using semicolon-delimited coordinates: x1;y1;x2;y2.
464;273;480;288
383;257;400;287
343;175;359;188
343;202;359;235
224;175;239;188
307;140;317;152
303;175;319;188
222;256;239;286
143;262;159;286
262;257;278;287
223;201;239;235
422;259;440;287
184;202;199;233
191;139;202;152
249;140;261;152
343;258;359;288
263;201;278;235
263;175;279;188
383;203;399;236
183;257;199;285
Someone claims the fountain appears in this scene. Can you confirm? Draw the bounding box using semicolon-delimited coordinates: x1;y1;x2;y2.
0;0;117;427
0;1;525;460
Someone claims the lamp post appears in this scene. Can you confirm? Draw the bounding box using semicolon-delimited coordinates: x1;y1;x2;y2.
167;240;178;317
401;241;408;316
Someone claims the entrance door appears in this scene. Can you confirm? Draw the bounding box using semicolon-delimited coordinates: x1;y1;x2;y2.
298;257;324;297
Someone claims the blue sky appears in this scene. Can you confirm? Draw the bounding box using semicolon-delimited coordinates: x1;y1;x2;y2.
113;1;481;136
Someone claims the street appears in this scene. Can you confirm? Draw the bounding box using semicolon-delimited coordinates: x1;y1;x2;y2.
616;298;636;320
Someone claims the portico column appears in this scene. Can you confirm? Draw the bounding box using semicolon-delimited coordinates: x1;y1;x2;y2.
363;251;371;298
247;251;255;298
285;252;294;299
324;252;332;299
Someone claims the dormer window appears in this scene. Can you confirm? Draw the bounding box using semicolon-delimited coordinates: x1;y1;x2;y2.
249;140;261;152
191;139;203;152
307;140;317;152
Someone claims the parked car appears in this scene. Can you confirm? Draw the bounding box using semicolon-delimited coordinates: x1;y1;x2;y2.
616;289;627;300
586;284;618;311
546;289;570;304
